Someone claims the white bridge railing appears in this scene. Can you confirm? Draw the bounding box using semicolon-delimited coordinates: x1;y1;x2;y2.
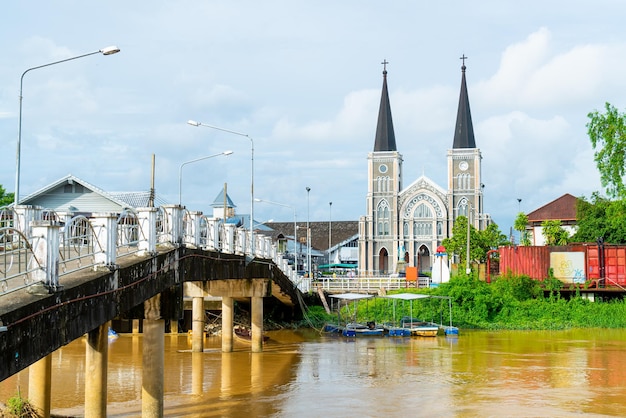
0;204;309;296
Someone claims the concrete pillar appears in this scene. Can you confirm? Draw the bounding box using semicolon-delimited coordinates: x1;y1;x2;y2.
31;221;60;290
251;352;263;393
137;207;157;255
142;296;164;418
191;296;204;352
251;296;263;353
28;354;51;418
13;204;41;238
162;205;183;245
221;296;234;352
191;352;204;395
91;213;118;268
132;319;140;334
170;320;179;334
85;322;109;418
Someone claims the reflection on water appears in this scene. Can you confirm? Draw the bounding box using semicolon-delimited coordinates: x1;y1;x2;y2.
2;329;626;416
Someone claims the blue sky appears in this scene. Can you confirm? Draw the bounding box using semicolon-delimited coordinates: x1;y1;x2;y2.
1;1;625;235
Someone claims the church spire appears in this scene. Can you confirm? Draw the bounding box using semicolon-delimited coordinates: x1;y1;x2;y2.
452;55;476;149
373;59;397;152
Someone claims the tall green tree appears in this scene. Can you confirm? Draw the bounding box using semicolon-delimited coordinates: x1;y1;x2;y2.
541;219;570;246
513;212;531;246
0;185;13;207
587;102;626;199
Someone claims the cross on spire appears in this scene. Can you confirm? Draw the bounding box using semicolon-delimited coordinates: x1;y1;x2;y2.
381;59;389;73
460;54;468;71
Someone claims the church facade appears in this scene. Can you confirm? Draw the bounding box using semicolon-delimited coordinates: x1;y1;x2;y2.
358;60;490;276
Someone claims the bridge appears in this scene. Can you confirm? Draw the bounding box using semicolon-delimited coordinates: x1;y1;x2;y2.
0;203;314;416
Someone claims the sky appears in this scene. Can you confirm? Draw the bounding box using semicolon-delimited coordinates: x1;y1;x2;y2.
1;1;625;235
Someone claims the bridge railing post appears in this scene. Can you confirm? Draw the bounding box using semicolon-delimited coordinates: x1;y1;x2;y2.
224;224;236;254
31;220;61;291
137;207;157;255
205;218;219;251
161;205;184;245
184;211;203;247
14;205;42;238
91;213;118;268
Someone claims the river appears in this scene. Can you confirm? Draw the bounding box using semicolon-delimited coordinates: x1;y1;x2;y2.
1;328;626;417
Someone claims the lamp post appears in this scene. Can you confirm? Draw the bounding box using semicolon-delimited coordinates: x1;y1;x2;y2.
179;151;233;206
15;45;120;205
306;187;311;278
255;198;297;271
188;120;255;255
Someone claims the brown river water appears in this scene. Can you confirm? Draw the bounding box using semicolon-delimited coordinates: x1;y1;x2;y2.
2;328;626;417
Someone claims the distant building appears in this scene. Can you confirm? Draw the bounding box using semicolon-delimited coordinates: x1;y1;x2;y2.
17;174;166;215
359;60;490;276
526;193;579;245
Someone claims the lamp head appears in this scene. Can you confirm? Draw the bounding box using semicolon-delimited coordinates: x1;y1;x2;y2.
100;46;121;55
223;150;234;156
187;120;200;127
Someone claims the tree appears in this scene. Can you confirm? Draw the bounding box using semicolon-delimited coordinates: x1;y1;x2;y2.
572;192;626;244
442;217;509;265
587;102;626;199
0;185;13;207
541;220;569;246
513;212;531;246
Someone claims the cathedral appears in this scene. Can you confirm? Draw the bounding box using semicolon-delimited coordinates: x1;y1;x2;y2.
358;59;490;276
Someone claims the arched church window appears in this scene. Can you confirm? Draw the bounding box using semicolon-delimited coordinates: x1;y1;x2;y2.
413;203;432;218
403;222;409;237
376;200;390;236
458;200;468;217
437;221;443;236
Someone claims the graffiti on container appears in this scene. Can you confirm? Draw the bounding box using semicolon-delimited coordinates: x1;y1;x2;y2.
550;252;586;284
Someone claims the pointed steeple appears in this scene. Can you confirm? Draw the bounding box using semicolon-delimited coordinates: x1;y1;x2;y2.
452;55;476;149
373;60;397;152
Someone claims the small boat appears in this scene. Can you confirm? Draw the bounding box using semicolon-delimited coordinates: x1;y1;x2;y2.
233;325;269;343
383;293;458;337
400;318;440;337
342;321;385;337
325;293;384;337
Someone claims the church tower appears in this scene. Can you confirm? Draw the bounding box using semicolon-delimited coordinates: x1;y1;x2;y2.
359;61;403;275
447;57;484;230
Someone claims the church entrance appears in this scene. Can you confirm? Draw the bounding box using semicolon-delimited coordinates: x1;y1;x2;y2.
416;245;431;275
378;248;388;275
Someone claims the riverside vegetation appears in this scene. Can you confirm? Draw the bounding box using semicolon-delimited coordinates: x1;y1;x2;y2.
305;272;626;330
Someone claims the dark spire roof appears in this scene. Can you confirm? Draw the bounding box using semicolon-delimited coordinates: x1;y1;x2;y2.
373;60;397;152
452;56;476;149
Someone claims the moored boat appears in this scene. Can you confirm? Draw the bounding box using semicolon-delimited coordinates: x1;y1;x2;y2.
233;325;269;343
325;293;384;337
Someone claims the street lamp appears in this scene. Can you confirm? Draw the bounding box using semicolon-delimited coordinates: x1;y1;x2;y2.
179;151;233;206
15;45;120;205
306;187;311;278
255;198;297;271
188;120;255;255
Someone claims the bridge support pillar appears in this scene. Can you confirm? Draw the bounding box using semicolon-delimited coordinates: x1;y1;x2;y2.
251;296;263;353
28;354;51;418
192;297;204;352
142;295;164;418
85;322;109;418
221;296;234;352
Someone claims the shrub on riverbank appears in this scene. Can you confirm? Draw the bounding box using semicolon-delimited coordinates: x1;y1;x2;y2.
336;273;626;330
